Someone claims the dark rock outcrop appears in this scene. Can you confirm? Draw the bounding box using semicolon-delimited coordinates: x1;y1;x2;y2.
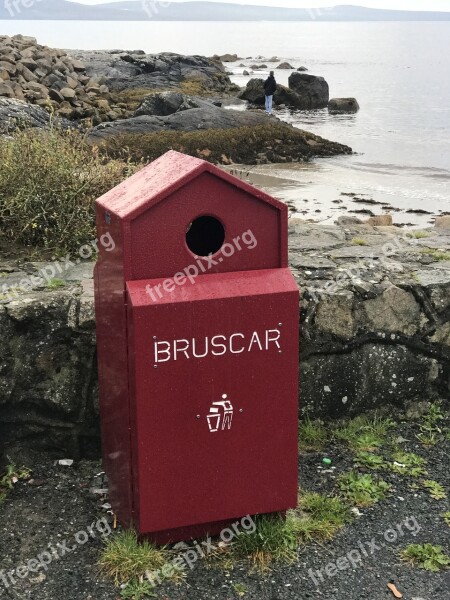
275;85;314;109
88;105;274;140
238;78;267;104
288;72;329;109
0;97;69;133
328;97;360;114
73;49;239;95
0;38;240;128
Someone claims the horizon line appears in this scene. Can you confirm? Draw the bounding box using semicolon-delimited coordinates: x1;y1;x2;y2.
66;1;450;14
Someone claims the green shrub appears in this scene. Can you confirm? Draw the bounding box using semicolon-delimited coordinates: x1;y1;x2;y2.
0;127;136;254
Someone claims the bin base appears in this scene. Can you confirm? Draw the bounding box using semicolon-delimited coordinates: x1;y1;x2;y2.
139;511;288;545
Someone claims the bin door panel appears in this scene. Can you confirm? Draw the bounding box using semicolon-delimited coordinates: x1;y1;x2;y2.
127;269;299;535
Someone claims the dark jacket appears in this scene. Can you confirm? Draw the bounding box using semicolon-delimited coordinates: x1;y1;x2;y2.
264;75;277;96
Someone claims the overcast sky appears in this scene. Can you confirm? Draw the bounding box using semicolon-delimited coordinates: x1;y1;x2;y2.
75;0;450;11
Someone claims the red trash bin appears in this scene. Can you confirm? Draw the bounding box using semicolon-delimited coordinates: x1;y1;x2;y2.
94;151;299;543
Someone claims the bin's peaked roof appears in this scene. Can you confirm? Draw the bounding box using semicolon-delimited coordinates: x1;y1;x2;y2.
96;150;285;221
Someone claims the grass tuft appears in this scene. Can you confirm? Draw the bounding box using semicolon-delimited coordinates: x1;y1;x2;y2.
230;513;298;571
294;492;351;542
351;237;368;246
400;544;450;572
46;278;66;289
421;248;450;262
230;492;349;572
98;530;179;586
334;414;395;452
299;417;328;451
411;231;431;239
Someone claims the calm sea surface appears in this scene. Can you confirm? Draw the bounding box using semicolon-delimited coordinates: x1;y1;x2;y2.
1;20;449;225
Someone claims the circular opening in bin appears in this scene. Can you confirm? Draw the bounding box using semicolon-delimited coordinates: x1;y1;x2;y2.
186;216;225;257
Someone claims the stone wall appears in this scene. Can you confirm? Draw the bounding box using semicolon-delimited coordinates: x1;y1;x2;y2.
1;223;449;456
291;222;450;417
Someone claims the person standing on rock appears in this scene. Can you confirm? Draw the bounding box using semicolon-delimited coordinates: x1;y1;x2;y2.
264;71;277;115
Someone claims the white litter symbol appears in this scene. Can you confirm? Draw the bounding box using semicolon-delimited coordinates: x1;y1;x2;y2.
207;394;234;433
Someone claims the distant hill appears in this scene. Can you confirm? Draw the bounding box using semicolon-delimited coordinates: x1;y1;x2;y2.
1;1;450;21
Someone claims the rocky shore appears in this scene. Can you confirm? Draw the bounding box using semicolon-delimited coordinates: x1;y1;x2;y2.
1;220;449;457
0;36;354;163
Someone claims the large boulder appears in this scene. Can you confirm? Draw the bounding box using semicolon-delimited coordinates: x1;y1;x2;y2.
238;78;266;104
134;91;213;117
135;91;194;116
277;62;294;69
0;82;14;98
213;53;241;62
275;85;311;109
328;97;360;114
239;78;321;110
288;72;329;109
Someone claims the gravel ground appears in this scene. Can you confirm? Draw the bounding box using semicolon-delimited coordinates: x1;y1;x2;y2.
0;411;449;600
